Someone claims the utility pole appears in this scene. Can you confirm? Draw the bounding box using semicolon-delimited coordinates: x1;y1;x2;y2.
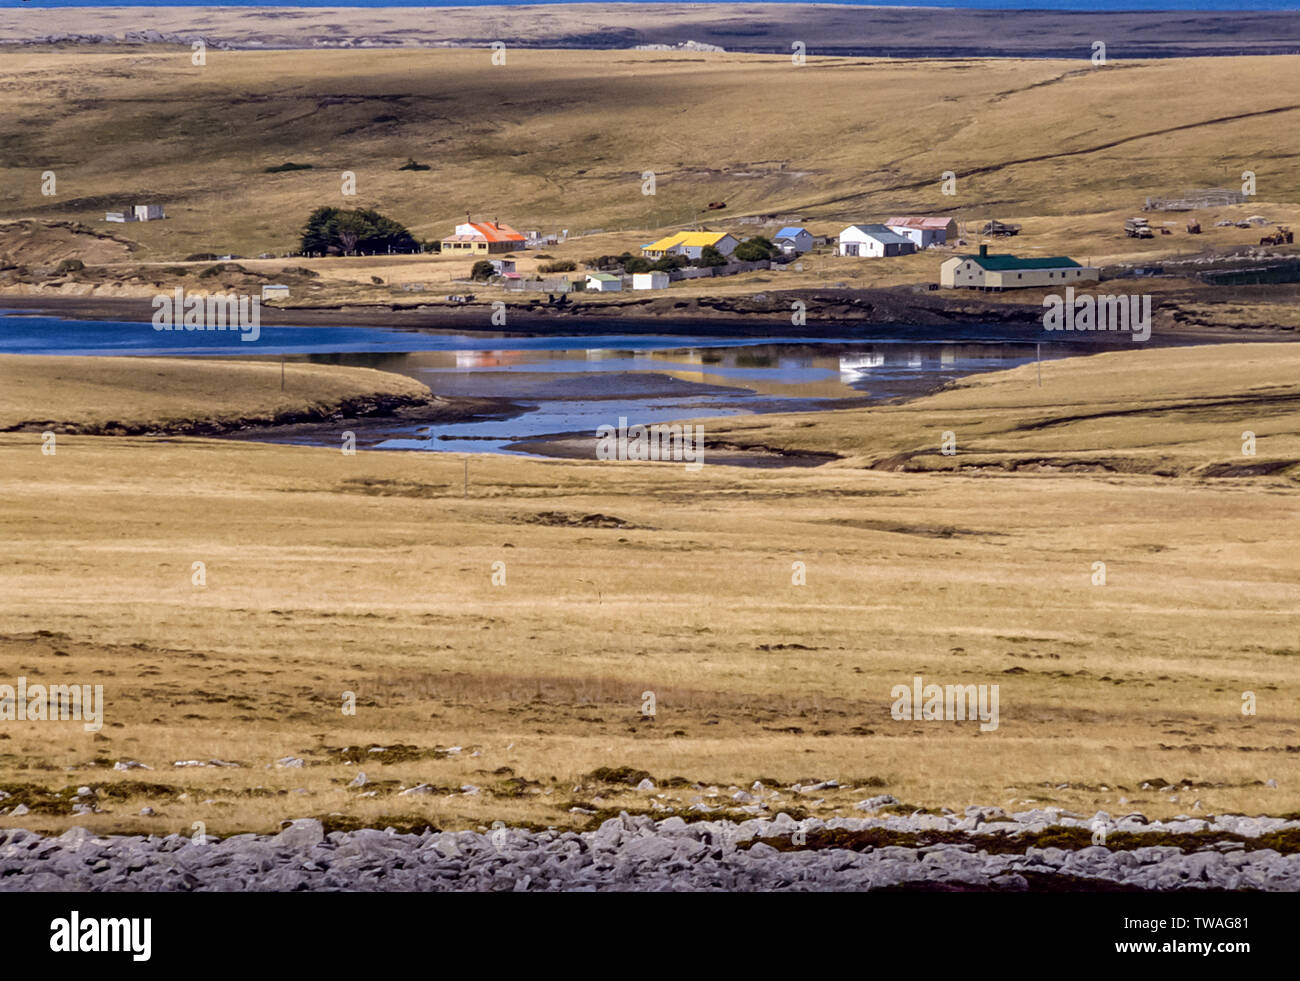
1036;343;1042;387
281;358;285;391
464;458;468;498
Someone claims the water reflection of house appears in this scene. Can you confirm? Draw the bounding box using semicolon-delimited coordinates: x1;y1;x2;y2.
454;350;526;369
647;349;708;383
650;350;704;365
839;353;884;383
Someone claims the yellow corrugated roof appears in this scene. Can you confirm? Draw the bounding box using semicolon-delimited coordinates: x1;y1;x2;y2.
643;231;729;251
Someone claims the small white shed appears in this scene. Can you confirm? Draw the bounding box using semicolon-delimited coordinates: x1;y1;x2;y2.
585;273;623;292
632;271;669;290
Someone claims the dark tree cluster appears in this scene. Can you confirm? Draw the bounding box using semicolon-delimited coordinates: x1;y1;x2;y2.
299;207;420;257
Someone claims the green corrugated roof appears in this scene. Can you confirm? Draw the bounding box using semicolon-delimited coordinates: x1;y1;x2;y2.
962;254;1082;270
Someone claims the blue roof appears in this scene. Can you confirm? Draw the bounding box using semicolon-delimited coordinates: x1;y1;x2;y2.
775;226;808;239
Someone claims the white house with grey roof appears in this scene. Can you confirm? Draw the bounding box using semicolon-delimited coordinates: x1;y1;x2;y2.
838;224;917;258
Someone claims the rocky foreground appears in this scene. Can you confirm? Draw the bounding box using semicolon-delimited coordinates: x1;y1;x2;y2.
3;806;1298;892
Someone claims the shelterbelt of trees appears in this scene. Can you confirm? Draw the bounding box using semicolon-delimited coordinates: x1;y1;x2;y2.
298;206;422;258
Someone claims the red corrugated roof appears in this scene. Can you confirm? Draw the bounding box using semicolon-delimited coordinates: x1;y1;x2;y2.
463;220;525;243
886;216;954;230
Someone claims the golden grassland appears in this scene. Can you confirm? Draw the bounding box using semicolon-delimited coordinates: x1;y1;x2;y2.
703;342;1300;476
0;355;434;433
0;47;1297;303
1;345;1298;836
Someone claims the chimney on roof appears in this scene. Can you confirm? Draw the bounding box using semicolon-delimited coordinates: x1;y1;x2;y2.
979;243;988;257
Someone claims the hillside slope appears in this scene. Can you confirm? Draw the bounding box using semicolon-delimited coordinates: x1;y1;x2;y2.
0;49;1295;260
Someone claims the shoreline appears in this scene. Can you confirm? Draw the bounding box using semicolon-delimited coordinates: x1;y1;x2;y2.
0;292;1280;345
3;293;1291;454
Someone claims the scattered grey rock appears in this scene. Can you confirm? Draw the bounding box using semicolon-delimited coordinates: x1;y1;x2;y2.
855;795;900;812
0;807;1294;892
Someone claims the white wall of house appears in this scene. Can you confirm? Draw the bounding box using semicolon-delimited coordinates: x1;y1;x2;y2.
838;227;915;257
941;257;984;288
585;275;622;292
888;226;944;249
986;266;1099;288
940;258;1100;289
887;218;955;247
632;272;669;290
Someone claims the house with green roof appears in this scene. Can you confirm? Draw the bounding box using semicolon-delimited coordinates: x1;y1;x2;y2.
940;245;1099;290
584;272;623;292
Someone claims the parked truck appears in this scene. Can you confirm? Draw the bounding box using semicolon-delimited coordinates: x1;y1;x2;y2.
1125;217;1154;239
981;220;1021;237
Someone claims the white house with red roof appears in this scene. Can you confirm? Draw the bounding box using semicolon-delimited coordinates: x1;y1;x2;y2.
441;216;527;255
885;216;958;249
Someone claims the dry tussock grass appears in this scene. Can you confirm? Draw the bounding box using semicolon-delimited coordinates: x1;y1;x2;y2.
1;347;1298;833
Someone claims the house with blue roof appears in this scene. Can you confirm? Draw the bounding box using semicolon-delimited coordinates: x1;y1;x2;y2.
838;224;917;258
772;226;814;255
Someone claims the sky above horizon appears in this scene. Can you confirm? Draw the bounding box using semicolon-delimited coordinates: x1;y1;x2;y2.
1;0;1296;11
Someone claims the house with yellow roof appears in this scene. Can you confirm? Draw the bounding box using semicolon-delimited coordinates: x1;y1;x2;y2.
641;231;739;261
